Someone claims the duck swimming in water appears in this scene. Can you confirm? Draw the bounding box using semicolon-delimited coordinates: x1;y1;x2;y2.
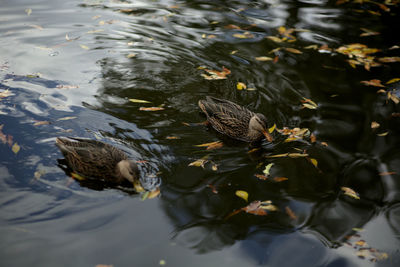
55;137;139;185
198;96;274;143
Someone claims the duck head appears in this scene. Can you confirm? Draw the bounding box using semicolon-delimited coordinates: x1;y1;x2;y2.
116;160;140;184
249;113;274;142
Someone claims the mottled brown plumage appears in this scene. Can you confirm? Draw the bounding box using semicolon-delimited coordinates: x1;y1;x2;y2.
55;137;139;184
198;96;273;142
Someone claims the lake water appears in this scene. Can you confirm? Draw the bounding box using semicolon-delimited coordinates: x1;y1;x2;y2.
1;0;399;266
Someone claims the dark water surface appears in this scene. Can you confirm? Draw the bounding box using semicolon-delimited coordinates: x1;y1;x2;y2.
1;0;400;266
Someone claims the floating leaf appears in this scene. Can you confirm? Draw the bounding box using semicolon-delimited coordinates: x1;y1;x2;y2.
71;172;85;181
25;8;32;16
57;116;77;121
56;85;79;89
231;50;238;54
304;44;319;50
235;190;248;202
386;78;400;84
273;177;288;182
33;121;50;126
379;171;396;176
211;163;218;171
28;24;43;30
139;107;165;111
201;66;231;80
188;158;208;168
127;53;137;58
255;56;273;61
80;44;89;50
268;123;276;133
341;187;360;199
378;57;400;63
148;188;161;199
266;36;284;42
12;142;20;154
166;136;180;140
309;158;318;168
237;82;246;90
285;206;297;220
301;97;318;109
371;121;380;129
87;29;104;34
360;28;380;37
377;132;388;136
129;98;151;103
159;260;166;266
285;47;302;54
233;32;254;39
0;89;12;99
255;174;268;180
195;141;223;150
360;79;385;87
263;163;274;176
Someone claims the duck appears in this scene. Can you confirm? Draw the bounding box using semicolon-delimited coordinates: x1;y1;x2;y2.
55;137;139;185
198;96;274;143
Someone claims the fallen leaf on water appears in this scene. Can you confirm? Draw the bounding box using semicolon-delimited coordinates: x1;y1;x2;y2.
360;79;385;87
268;123;276;133
371;121;380;129
285;47;302;54
309;158;318;168
233;32;255;39
235;190;248;202
127;53;137;58
389;45;400;50
386;78;400;84
211;162;218;171
166;136;180;140
263;163;274;176
129;98;151;103
188;156;208;168
28;24;43;30
378;57;400;63
12;143;20;154
95;264;113;267
159;260;166;266
25;8;32;16
80;44;89;50
341;187;360;200
195;141;223;150
377;132;388;136
310;133;317;143
273;177;288;182
87;29;104;34
321;141;328;146
237;82;246;90
352;227;364;232
200;66;231;80
139;107;165;111
379;171;396;176
360;28;380;37
266;36;284;43
231;50;238;54
57;116;77;121
71;172;85;181
148;188;161;199
33;121;50;126
304;44;319;50
285;206;297;220
255;174;268;180
0;89;12;99
56;85;79;89
301;97;318;109
255;56;273;61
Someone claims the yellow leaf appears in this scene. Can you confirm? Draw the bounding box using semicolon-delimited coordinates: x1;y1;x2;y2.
231;50;238;54
288;153;309;158
266;153;289;158
57;116;77;121
285;47;303;54
134;180;145;192
235;190;248;202
310;158;318;168
0;89;12;98
237;82;246;90
147;188;161;199
263;163;274;176
378;57;400;63
12;142;20;154
25;8;32;16
268;123;276;133
188;158;208;168
80;44;89;50
266;36;284;42
159;260;166;266
371;121;380;129
127;53;137;58
360;79;385;87
211;163;218;171
302;103;317;109
304;45;318;49
233;32;254;39
386;78;400;84
195;141;222;148
255;56;273;61
71;172;85;181
341;187;360;199
129;98;151;103
33;121;50;126
166;136;180;140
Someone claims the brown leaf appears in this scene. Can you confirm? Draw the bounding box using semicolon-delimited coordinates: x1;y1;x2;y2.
285;206;297;220
33;121;50;126
379;171;396;176
139;107;165;111
273;177;289;182
341;187;360;199
255;174;268;180
284;47;302;54
166;136;180;140
371;121;380;129
378;57;400;63
360;79;385;87
195;141;223;150
201;66;231;80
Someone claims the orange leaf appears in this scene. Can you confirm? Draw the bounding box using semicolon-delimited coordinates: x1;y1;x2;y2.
139;107;165;111
285;206;297;220
254;174;268;180
273;177;288;182
360;79;385;87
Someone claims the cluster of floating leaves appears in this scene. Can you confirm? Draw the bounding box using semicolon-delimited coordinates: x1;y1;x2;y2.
344;231;389;262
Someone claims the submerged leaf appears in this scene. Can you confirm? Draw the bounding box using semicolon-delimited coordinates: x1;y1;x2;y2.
235;190;248;202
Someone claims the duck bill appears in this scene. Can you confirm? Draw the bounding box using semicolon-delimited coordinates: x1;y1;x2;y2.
262;130;274;142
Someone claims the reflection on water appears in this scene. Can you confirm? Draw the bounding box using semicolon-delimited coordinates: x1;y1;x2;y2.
1;0;400;266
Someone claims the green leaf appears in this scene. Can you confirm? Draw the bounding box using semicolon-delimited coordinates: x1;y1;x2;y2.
263;163;274;176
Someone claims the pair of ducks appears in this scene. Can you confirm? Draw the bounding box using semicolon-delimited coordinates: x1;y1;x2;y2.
56;96;274;187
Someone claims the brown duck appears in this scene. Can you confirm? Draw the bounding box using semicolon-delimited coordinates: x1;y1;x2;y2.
198;96;274;142
55;137;139;185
